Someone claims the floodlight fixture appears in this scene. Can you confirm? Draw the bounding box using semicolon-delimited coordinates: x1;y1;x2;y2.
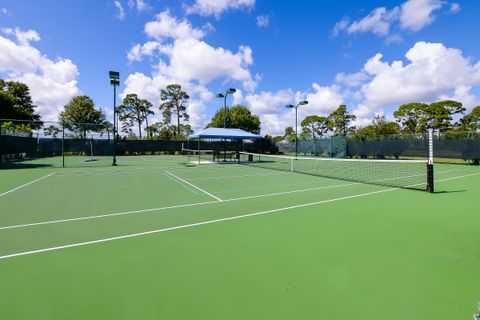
286;100;309;157
216;88;237;128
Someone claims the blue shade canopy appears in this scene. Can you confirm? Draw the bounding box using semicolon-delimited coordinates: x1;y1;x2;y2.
188;128;262;139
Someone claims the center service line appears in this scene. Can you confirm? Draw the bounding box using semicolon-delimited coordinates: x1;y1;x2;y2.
164;170;223;202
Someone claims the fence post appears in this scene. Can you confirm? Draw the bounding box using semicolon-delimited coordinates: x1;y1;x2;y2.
0;119;3;169
62;122;65;168
329;136;332;158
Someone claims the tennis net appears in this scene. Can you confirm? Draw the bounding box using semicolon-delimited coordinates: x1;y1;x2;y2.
239;152;434;192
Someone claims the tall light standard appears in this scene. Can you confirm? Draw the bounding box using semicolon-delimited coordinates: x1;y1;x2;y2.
109;71;120;166
286;100;308;157
216;88;236;128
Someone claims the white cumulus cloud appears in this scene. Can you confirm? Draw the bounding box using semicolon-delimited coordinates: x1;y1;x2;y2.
114;0;125;20
238;84;345;136
333;0;455;39
129;0;150;12
145;10;207;41
122;71;214;129
335;71;368;87
304;84;344;116
185;0;255;19
399;0;443;31
123;11;258;131
348;7;399;36
2;27;41;45
157;39;254;88
0;28;80;120
127;41;160;62
244;89;293;115
343;41;480;120
256;15;270;28
450;3;461;13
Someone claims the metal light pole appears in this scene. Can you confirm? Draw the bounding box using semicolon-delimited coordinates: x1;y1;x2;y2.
286;100;308;157
0;119;3;169
216;88;236;128
109;71;120;166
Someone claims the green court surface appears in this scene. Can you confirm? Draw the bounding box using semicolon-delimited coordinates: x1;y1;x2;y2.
0;155;479;319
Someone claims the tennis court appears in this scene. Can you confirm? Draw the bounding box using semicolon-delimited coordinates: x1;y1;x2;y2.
1;154;479;319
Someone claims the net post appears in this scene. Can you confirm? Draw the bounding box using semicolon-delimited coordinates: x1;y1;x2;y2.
427;128;434;193
427;163;434;193
197;138;200;164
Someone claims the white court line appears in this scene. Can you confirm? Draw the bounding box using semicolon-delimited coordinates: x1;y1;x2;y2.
0;168;467;231
54;169;157;177
0;187;397;260
0;173;55;198
164;170;223;202
53;162;246;177
187;171;289;181
0;172;478;260
0;182;359;230
163;172;200;195
431;171;480;183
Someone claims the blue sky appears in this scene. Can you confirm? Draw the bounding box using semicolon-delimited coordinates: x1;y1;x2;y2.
1;0;479;135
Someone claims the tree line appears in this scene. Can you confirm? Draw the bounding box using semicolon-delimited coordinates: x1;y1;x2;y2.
59;84;193;140
278;100;480;143
0;78;261;140
1;78;479;141
0;79;194;140
278;105;356;143
0;79;42;131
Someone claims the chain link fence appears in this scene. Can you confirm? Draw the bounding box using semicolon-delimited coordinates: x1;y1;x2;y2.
346;131;480;163
276;136;347;158
0;119;278;169
273;131;480;164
